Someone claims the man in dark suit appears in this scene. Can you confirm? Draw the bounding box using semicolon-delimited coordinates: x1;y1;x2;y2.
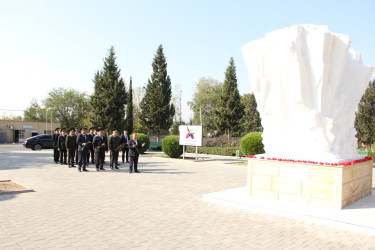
109;130;121;170
93;128;107;171
86;127;95;164
103;130;108;164
74;128;79;164
57;128;67;165
121;130;130;163
52;128;60;164
65;128;77;168
76;127;89;172
128;133;145;173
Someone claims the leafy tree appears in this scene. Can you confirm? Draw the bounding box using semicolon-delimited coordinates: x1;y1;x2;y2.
355;80;375;150
23;99;47;122
44;87;90;129
133;121;148;134
0;113;22;121
139;44;174;141
241;93;263;133
214;57;245;138
124;76;134;134
188;77;223;135
132;87;145;124
172;84;182;123
170;121;186;135
90;46;127;132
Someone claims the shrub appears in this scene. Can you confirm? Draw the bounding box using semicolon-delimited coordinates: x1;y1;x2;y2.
130;133;150;154
162;135;183;158
240;132;265;156
185;146;238;156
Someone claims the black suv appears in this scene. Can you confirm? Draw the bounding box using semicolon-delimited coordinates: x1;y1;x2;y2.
23;134;53;150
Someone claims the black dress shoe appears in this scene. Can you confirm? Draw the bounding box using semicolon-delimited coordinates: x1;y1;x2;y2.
126;161;129;163
83;169;89;172
71;165;76;168
129;171;132;173
115;166;119;169
135;170;140;173
100;168;106;171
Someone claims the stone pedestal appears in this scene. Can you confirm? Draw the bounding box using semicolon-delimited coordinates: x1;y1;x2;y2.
248;159;373;209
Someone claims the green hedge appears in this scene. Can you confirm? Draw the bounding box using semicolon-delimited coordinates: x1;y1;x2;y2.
186;146;238;156
130;133;150;154
162;135;183;158
240;132;265;156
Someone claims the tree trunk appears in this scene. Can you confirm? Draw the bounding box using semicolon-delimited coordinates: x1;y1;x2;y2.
157;131;160;142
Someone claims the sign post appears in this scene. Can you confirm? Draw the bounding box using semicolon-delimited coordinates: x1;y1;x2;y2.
179;125;203;161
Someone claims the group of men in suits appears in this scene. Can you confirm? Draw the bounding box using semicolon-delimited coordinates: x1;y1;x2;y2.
53;127;145;173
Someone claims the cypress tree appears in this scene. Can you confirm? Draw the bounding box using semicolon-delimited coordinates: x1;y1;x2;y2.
355;80;375;150
90;46;127;132
125;76;134;134
241;93;263;133
140;44;175;141
214;57;245;138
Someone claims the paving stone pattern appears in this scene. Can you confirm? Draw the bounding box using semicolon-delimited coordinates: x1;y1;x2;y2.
0;145;375;249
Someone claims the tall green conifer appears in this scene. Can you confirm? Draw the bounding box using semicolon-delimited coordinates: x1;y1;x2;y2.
125;77;134;134
355;80;375;150
140;44;175;141
90;46;127;132
214;57;245;138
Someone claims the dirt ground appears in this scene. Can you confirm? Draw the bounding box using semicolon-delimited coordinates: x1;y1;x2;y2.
0;180;28;192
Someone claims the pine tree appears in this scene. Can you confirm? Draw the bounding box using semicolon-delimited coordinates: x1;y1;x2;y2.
214;57;245;138
140;44;175;141
90;46;127;132
124;76;134;134
355;80;375;150
241;93;263;133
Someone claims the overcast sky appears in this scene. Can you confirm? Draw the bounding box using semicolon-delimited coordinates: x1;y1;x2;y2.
0;0;374;121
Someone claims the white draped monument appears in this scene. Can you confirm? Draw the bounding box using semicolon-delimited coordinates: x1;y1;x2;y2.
241;24;374;208
242;24;374;163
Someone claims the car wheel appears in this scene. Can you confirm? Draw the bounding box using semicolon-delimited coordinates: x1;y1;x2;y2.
34;144;42;151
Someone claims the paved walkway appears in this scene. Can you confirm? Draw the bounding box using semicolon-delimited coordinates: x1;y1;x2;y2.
0;144;375;249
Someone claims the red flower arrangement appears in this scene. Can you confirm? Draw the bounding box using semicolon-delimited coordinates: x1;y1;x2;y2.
248;155;373;166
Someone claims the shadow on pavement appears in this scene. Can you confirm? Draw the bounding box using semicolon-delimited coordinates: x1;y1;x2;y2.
0;150;53;170
344;189;375;210
82;162;194;175
0;193;17;202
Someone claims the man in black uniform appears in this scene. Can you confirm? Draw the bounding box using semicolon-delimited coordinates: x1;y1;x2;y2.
128;133;145;173
53;128;60;164
121;130;130;163
93;128;106;171
76;127;89;172
74;128;79;164
103;129;108;164
57;128;67;165
65;128;77;168
109;130;122;170
86;127;95;164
